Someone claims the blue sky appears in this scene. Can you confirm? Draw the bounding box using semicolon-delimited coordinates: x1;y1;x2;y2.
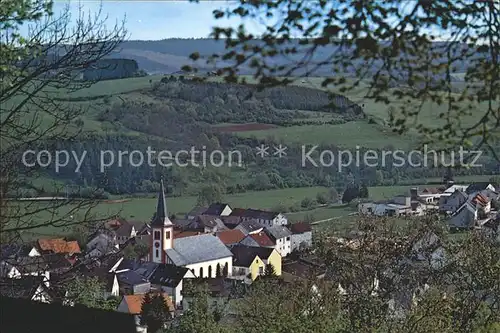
52;0;265;40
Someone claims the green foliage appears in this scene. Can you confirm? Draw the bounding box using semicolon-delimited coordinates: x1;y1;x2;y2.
64;276;115;310
315;192;329;205
140;292;171;333
197;184;223;206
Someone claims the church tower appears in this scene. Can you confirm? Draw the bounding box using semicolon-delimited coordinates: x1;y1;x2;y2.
150;179;173;264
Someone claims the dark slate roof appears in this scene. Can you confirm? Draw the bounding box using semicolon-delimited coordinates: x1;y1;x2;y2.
197;215;227;230
149;264;189;288
203;203;230;216
265;225;292;240
186;206;207;218
151;179;173;227
4;256;49;274
165;234;233;266
173;218;194;229
0;296;138;333
290;222;312;234
114;222;134;237
0;276;45;299
116;270;149;287
133;262;159;280
238;220;264;233
230;208;279;220
466;182;497;194
43;253;74;271
230;245;274;267
0;244;35;260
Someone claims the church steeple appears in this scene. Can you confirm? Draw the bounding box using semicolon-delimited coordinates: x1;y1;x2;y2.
151;178;172;227
150;178;173;263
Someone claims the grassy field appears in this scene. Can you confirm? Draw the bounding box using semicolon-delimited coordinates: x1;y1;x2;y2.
238;120;413;149
18;180;484;239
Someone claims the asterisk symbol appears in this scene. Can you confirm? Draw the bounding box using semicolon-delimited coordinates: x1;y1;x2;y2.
273;144;287;158
255;144;269;158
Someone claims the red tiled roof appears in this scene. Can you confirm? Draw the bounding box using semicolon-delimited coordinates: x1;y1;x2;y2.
37;238;81;254
249;232;275;247
290;222;312;234
123;293;174;314
217;229;245;245
472;193;490;207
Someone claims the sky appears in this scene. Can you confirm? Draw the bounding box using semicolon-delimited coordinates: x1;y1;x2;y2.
52;0;266;40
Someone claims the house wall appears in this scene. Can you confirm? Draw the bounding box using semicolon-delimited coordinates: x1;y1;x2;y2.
249;256;265;280
160;284;181;308
31;285;51;303
220;206;232;216
291;231;313;252
440;192;467;213
274;237;291;257
184;257;233;278
266;250;282;276
272;214;288;226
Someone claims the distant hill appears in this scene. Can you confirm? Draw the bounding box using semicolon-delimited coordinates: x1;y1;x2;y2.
108;39;482;77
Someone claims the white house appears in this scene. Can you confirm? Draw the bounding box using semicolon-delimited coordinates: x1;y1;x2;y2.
265;225;292;257
149;264;195;307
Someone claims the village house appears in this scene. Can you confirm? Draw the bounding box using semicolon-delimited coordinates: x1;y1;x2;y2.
216;229;246;248
465;182;498;199
289;222;313;252
185;206;207;220
264;225;292;257
202;203;233;216
439;188;468;214
230;208;287;227
235;219;264;235
85;229;120;260
105;219;151;245
148;264;195;308
230;245;281;282
239;231;275;249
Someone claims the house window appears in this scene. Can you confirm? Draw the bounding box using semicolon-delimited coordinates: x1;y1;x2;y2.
286;236;290;241
258;267;264;275
165;231;170;239
155;249;159;257
208;265;213;278
154;231;161;240
199;267;203;277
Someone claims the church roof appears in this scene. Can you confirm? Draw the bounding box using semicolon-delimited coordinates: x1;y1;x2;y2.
165;234;232;266
151;179;173;227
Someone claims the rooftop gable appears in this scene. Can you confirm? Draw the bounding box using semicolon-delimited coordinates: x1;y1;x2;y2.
216;229;246;245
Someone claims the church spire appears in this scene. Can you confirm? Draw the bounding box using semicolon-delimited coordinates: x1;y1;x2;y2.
151;178;172;227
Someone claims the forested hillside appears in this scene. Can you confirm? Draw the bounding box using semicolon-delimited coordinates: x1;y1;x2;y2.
18;77;498;198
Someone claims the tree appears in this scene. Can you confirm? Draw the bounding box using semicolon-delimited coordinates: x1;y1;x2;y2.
263;263;276;277
196;184;223;206
63;276;116;310
201;0;499;162
216;263;223;278
328;188;339;203
316;192;329;205
140;292;171;333
342;185;360;203
222;263;229;277
1;1;125;251
359;184;369;198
